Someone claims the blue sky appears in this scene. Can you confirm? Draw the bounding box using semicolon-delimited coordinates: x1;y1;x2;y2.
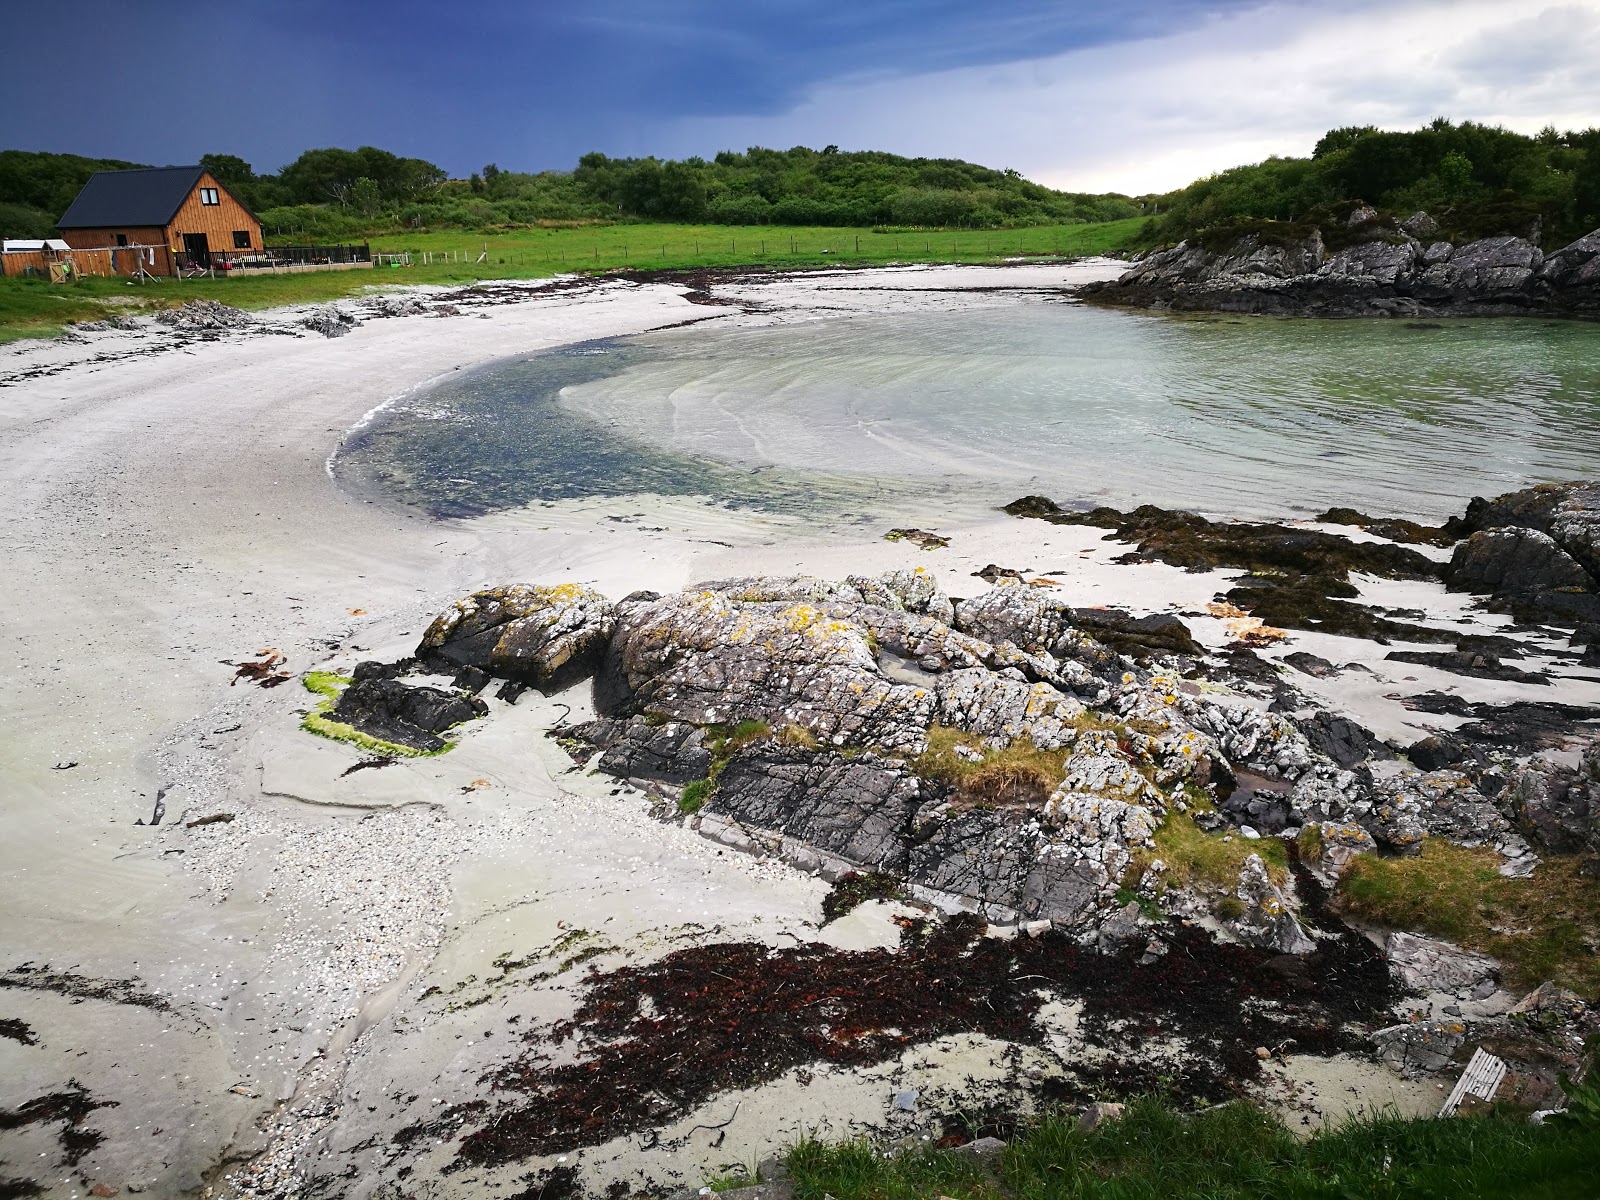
6;0;1599;193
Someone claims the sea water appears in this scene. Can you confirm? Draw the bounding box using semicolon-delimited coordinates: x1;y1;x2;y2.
334;299;1600;526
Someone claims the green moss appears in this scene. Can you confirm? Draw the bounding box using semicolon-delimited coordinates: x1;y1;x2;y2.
297;671;450;759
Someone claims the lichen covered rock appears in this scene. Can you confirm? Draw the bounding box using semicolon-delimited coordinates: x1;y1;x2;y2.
418;583;615;692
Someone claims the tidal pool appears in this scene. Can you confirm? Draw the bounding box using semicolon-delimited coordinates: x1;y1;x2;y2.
334;299;1600;526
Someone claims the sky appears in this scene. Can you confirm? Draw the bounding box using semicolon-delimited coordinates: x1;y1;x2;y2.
5;0;1599;194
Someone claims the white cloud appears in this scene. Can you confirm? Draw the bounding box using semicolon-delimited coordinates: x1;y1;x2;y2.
663;0;1600;194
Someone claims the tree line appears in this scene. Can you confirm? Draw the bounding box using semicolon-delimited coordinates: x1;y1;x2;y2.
5;120;1599;247
1145;118;1600;248
0;144;1140;241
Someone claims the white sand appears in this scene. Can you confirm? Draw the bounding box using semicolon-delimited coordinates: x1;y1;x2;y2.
1;264;1592;1198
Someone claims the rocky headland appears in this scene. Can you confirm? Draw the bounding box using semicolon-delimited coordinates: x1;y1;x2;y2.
1083;207;1600;318
292;479;1600;1177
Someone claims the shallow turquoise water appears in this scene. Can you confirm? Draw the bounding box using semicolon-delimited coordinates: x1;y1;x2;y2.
334;302;1600;524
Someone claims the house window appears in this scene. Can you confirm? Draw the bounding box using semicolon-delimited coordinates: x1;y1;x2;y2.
199;187;219;205
233;230;251;249
115;233;128;247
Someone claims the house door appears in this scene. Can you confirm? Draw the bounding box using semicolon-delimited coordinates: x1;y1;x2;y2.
182;232;210;267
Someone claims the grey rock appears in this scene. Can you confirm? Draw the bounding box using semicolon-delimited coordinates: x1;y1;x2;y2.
1096;899;1144;953
1085;224;1600;318
1306;820;1376;885
1448;528;1595;595
1506;746;1600;855
1371;1020;1467;1075
1227;853;1315;955
578;716;713;785
299;305;359;337
1385;931;1499;1000
329;676;485;753
892;1088;919;1111
710;744;940;873
1365;769;1528;861
154;298;253;330
597;585;935;751
419;583;616;692
1078;1101;1126;1131
950;1136;1007;1161
1549;482;1600;581
1318;238;1418;286
1400;211;1440;239
1295;710;1388;769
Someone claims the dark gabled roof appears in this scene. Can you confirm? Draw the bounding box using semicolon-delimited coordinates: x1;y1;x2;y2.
57;165;206;229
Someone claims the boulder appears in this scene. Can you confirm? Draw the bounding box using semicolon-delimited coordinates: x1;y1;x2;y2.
1078;1101;1126;1131
1307;820;1375;884
1447;528;1594;595
329;677;486;752
1385;931;1499;1000
1399;211;1439;239
418;583;615;692
1226;854;1315;955
573;716;714;785
1371;1020;1467;1075
1506;744;1600;855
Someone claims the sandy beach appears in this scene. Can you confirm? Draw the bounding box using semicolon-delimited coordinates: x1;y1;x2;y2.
3;264;1596;1199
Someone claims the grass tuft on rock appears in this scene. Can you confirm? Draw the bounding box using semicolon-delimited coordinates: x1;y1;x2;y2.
783;1096;1600;1200
1336;841;1600;996
910;725;1074;810
679;777;714;814
1139;807;1290;893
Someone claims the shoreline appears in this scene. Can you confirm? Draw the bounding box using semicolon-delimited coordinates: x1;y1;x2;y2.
1;262;1596;1198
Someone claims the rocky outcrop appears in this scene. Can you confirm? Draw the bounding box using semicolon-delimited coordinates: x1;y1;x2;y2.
1505;741;1600;861
1226;854;1316;954
1384;931;1499;1001
1364;769;1535;871
1448;483;1600;628
1084;219;1600;318
330;674;487;752
417;583;615;692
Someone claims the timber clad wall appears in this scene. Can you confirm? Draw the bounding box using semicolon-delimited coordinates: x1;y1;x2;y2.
167;171;261;256
59;226;173;275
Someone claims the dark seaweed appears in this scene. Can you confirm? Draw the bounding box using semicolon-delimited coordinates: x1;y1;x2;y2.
429;909;1394;1170
0;1082;117;1167
0;1019;37;1046
820;872;909;924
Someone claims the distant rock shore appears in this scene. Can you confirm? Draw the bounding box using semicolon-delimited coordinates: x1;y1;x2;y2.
1083;209;1600;319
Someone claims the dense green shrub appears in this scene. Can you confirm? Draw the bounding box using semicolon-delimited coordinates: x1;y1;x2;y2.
1146;118;1600;249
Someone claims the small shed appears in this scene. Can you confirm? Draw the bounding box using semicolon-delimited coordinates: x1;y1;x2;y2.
0;237;78;279
55;165;263;275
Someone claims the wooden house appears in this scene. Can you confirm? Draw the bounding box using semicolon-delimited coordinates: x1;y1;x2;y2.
55;166;262;276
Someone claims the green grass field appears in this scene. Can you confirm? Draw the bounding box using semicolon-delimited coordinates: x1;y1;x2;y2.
0;217;1143;343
